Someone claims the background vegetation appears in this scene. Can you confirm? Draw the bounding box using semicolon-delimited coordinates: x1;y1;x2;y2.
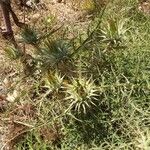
0;0;150;149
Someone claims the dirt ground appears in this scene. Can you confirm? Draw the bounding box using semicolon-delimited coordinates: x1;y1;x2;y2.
0;0;92;149
0;0;150;149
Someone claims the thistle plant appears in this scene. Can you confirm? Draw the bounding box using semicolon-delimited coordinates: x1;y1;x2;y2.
21;25;63;47
64;77;99;115
37;39;72;71
42;71;64;93
4;46;23;60
21;26;39;45
97;18;129;49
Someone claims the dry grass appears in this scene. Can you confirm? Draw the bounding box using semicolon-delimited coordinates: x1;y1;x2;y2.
0;0;150;149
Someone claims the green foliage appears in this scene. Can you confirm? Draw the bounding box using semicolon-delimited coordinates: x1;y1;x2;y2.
15;131;52;150
64;77;98;115
21;27;39;45
43;71;64;92
3;0;150;149
37;39;72;70
99;18;129;48
4;46;23;60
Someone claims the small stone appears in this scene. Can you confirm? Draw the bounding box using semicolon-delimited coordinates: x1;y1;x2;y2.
6;90;18;102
